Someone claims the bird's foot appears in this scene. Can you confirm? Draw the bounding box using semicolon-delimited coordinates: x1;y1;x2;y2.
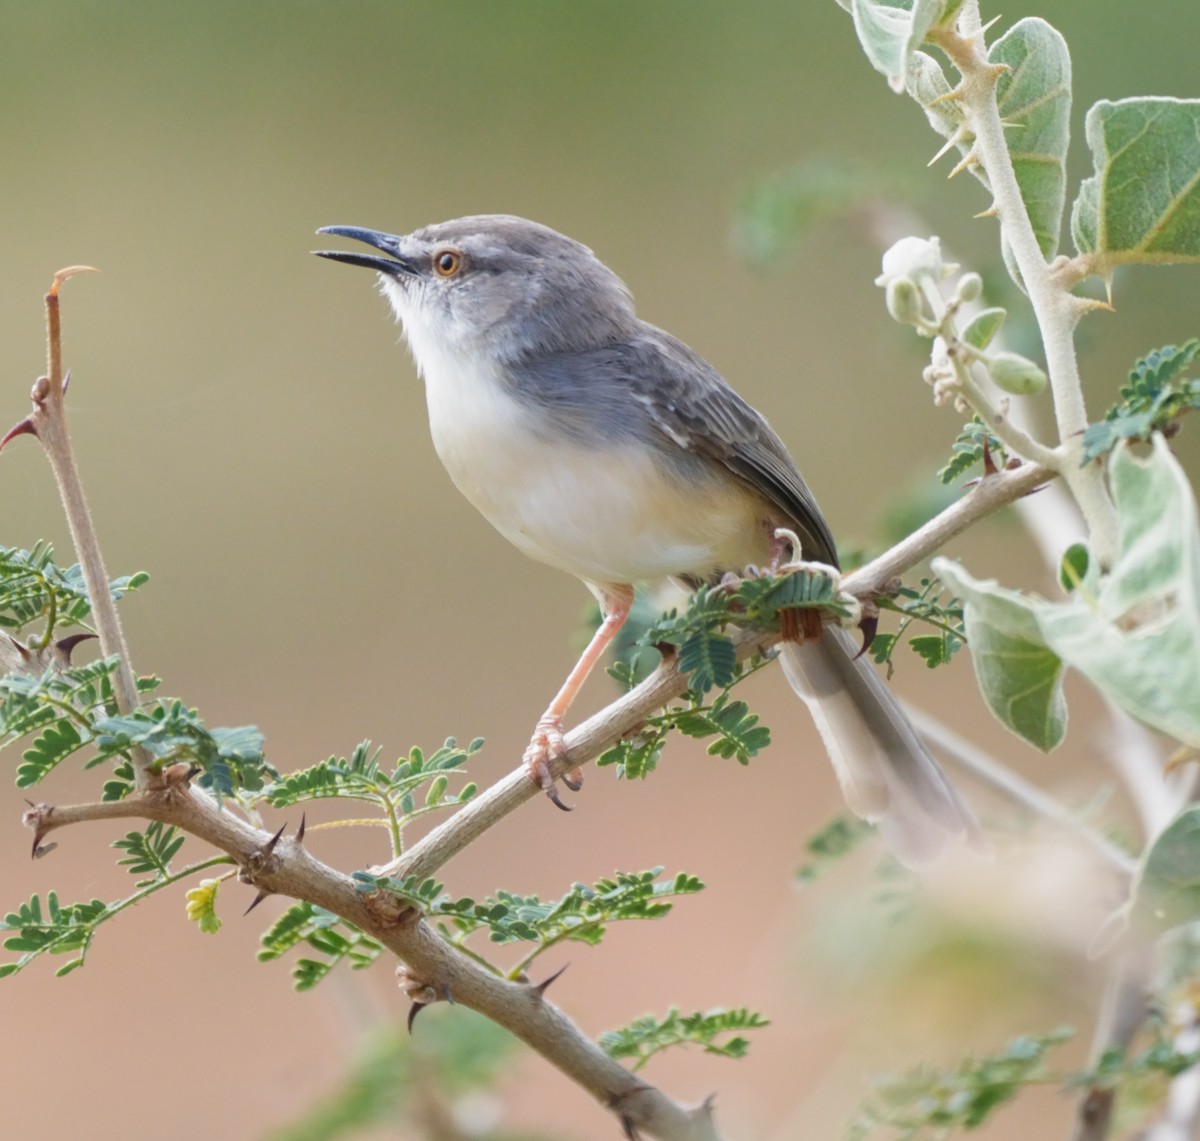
523;714;583;811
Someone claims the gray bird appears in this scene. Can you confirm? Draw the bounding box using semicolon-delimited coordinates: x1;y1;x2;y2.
315;214;981;865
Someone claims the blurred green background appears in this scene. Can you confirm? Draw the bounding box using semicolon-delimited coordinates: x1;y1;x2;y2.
2;3;1198;1138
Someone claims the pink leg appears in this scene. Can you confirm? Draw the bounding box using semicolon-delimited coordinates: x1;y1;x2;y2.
524;585;634;810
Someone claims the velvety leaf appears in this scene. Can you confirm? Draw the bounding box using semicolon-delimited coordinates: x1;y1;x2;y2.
989;19;1072;266
1073;98;1200;275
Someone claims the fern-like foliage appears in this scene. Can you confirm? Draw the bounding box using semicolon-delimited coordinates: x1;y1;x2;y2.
847;1028;1074;1139
93;700;274;797
872;578;965;675
347;867;704;978
795;814;877;884
599;1007;769;1071
258;902;385;991
0;543;148;638
937;417;1007;484
1082;339;1200;463
112;822;186;885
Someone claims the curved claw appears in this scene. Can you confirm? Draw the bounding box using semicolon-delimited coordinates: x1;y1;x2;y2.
524;714;579;810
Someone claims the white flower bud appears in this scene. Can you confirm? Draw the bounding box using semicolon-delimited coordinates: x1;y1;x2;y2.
876;236;954;287
987;351;1048;395
884;276;923;326
956;271;983;302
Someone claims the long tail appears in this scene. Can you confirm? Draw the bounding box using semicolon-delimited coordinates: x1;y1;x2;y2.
780;627;985;866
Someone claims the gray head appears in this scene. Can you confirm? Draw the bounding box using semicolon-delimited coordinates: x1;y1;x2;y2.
315;215;637;363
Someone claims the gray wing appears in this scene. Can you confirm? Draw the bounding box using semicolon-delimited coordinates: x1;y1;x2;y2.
506;323;839;567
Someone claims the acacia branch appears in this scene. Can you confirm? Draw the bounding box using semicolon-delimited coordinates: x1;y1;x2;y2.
24;783;723;1141
2;269;150;784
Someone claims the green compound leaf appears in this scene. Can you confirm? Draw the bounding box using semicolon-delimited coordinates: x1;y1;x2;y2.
847;1028;1074;1139
1081;339;1200;464
1073;98;1200;277
0;543;148;638
258;901;384;990
937;418;1007;485
92;701;273;797
112;821;185;884
599;1007;769;1072
677;629;736;694
674;696;770;765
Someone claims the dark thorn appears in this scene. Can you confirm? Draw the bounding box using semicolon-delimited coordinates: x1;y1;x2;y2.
444;984;455;1006
24;798;36;808
561;771;583;792
243;888;270;916
184;765;202;782
55;632;97;663
263;821;287;856
31;831;45;859
620;1114;640;1141
653;640;677;661
546;784;574;812
981;432;999;476
32;840;58;860
10;636;32;662
855;614;879;660
0;418;37;450
407;1000;427;1033
532;962;570;997
296;812;306;845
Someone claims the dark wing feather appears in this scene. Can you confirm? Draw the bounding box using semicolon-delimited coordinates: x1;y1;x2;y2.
506;324;839;567
629;325;839;567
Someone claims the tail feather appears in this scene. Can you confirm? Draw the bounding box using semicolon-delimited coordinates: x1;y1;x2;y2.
781;627;985;867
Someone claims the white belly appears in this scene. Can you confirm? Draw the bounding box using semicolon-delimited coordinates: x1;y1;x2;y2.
419;346;766;587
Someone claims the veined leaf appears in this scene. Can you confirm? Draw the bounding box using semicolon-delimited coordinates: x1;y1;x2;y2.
1073;98;1200;277
933;436;1200;750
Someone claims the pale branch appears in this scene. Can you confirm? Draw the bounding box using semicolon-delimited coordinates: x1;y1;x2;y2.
905;705;1136;877
388;459;1054;884
930;4;1118;566
1070;949;1153;1141
5;270;151;784
22;783;725;1141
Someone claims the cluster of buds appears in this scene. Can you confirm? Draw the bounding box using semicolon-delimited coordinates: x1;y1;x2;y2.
876;236;1047;405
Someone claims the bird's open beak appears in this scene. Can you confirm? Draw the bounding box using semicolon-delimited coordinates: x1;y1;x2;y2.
313;226;416;275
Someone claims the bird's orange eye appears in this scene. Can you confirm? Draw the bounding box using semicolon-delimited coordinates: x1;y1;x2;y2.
433;249;463;277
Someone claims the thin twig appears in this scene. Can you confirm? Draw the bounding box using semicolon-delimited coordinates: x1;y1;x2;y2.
8;270;150;783
1070;950;1152;1141
905;705;1136;877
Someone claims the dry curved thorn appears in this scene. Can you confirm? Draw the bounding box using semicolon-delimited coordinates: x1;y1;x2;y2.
243;888;271;916
531;962;570;998
49;265;100;296
262;820;287;856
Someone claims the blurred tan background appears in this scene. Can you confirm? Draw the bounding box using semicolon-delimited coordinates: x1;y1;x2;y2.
2;3;1199;1138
